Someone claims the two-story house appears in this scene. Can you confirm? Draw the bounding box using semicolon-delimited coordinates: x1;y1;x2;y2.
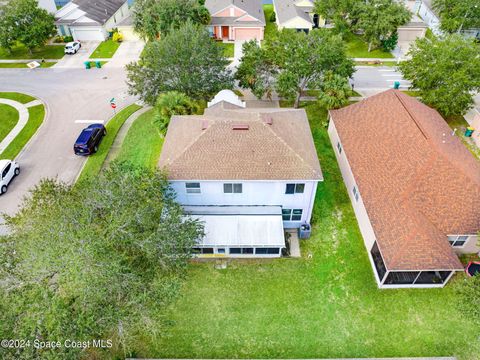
158;90;323;258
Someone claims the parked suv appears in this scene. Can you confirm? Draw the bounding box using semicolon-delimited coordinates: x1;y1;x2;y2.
74;124;106;156
0;160;20;195
64;41;81;54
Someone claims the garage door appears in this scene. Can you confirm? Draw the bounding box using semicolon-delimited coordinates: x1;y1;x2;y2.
72;29;105;41
234;28;262;41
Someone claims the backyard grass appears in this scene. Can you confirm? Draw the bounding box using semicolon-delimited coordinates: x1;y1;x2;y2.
114;109;164;169
263;4;278;41
132;101;479;360
0;104;44;159
0;104;19;143
0;92;36;104
0;62;56;68
345;33;394;59
77;104;142;182
89;40;121;59
0;43;64;60
217;42;234;58
446;115;480;161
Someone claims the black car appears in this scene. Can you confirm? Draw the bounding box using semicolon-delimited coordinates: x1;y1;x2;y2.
74;123;106;155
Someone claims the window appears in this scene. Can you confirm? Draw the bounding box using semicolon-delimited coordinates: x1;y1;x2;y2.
242;248;253;254
186;182;201;194
201;248;213;254
337;141;342;154
2;163;11;178
230;248;241;254
192;247;201;254
384;270;452;285
224;183;242;193
352;186;359;201
217;248;226;254
448;235;469;247
282;209;303;221
255;248;279;255
285;183;305;194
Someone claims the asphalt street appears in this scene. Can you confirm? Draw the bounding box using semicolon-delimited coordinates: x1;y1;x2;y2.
352;65;412;95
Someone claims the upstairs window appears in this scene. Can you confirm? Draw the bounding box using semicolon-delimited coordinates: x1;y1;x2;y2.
224;183;242;193
448;235;469;247
186;182;201;194
286;183;305;194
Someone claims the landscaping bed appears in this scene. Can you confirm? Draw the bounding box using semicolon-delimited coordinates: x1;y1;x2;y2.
89;40;121;59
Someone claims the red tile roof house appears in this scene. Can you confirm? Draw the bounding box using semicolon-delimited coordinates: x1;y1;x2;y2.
328;90;480;288
158;90;322;258
205;0;266;41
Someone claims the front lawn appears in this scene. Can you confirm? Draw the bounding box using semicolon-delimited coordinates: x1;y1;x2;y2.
0;104;44;159
345;33;394;59
89;40;121;59
0;62;56;68
136;101;479;360
0;104;19;143
0;43;64;59
114;109;164;169
263;4;278;42
217;42;234;58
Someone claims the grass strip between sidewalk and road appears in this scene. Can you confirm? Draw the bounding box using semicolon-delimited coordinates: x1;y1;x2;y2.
77;104;143;182
0;104;44;159
0;62;56;68
0;92;36;104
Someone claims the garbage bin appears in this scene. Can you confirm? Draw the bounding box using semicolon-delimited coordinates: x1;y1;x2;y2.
95;61;102;69
393;81;400;89
298;223;311;239
465;127;474;137
84;61;91;69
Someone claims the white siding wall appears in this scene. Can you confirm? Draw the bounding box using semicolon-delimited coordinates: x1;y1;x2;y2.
454;235;480;255
104;3;130;30
328;118;377;251
170;180;318;228
418;2;441;35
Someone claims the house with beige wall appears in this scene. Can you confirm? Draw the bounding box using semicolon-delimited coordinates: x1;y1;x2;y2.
328;90;480;289
272;0;324;32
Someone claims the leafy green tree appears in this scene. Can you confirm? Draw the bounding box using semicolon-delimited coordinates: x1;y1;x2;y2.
132;0;210;41
433;0;480;33
0;0;56;53
399;34;480;117
313;0;362;34
235;40;276;100
0;162;204;359
381;31;398;52
154;91;199;132
127;21;233;104
317;72;353;109
269;29;354;108
353;0;411;52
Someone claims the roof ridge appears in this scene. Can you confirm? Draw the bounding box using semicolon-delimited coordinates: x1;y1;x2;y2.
393;90;428;139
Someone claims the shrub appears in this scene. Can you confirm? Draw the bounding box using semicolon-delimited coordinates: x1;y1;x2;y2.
154;91;198;132
53;35;64;43
381;32;398;52
63;35;73;42
270;11;276;22
113;31;124;42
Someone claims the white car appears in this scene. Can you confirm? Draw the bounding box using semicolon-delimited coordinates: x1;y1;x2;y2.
64;41;81;55
0;160;20;195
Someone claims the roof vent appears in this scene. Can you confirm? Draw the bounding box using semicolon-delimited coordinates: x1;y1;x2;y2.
263;116;273;125
232;124;249;130
201;120;208;130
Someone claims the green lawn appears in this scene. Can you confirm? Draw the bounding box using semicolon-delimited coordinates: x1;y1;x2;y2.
0;104;44;159
345;33;394;59
77;104;142;182
0;43;64;60
0;104;19;143
217;42;234;58
446;115;480;161
132;101;479;360
114;109;164;169
0;92;36;104
263;4;278;42
0;62;56;68
89;40;121;59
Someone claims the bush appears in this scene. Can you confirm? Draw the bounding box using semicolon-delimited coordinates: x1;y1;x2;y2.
63;35;73;42
154;91;198;132
270;11;276;22
113;31;124;42
381;32;398;52
53;35;64;43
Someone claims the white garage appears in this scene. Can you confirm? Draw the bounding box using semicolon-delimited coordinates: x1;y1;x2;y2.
71;28;106;41
234;27;263;41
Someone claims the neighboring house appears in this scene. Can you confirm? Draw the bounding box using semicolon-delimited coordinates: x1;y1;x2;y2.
158;90;323;258
397;13;427;53
328;90;480;289
272;0;323;32
54;0;129;41
0;0;57;13
205;0;266;41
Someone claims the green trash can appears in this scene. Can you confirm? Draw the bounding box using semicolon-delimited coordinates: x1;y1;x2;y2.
465;127;474;137
84;61;91;69
95;61;102;69
393;81;400;89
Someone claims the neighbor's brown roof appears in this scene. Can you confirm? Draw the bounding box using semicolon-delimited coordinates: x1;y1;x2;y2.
158;103;323;181
330;90;480;271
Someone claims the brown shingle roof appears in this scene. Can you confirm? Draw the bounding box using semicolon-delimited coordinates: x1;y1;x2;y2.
158;105;323;181
330;90;480;271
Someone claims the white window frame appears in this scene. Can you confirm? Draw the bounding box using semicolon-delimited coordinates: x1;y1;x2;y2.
185;182;201;194
223;183;243;194
447;235;469;248
282;208;303;221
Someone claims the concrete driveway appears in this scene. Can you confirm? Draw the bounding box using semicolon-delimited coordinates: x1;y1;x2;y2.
54;41;100;69
0;66;136;216
105;40;145;68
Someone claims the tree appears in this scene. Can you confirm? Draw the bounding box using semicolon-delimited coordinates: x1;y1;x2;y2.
132;0;210;41
269;29;355;108
433;0;480;34
126;21;233;105
353;0;411;52
0;162;204;359
0;0;56;53
234;40;276;100
399;34;480;117
154;91;199;132
313;0;362;34
317;72;353;109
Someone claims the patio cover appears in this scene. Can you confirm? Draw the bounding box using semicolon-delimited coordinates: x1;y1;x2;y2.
184;206;286;248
